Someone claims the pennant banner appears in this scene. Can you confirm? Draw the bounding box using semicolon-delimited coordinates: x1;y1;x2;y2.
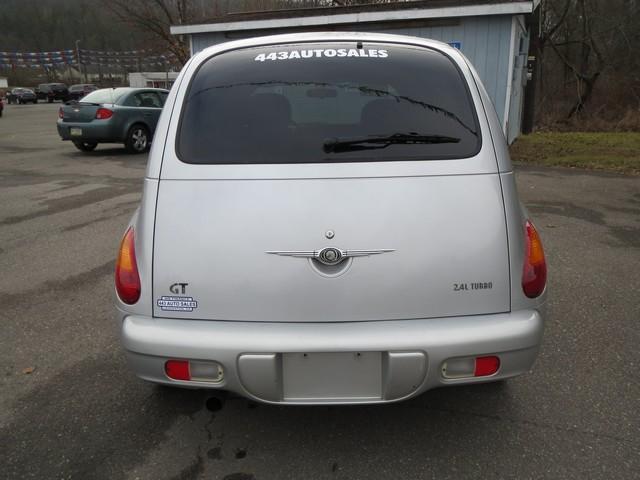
0;48;179;70
0;50;75;57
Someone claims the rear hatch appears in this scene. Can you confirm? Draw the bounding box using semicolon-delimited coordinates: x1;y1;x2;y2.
152;42;510;322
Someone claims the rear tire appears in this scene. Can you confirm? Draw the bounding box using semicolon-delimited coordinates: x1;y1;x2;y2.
48;97;53;103
72;141;98;152
125;124;150;154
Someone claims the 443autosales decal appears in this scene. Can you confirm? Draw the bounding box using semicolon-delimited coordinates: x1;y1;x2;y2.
254;48;389;62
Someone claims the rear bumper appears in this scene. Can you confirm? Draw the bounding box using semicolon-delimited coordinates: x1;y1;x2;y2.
57;120;121;142
121;309;544;404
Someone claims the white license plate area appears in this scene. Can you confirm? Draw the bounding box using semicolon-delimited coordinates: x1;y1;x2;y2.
70;128;82;136
282;352;382;401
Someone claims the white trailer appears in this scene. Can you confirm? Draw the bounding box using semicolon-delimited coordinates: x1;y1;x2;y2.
128;72;179;89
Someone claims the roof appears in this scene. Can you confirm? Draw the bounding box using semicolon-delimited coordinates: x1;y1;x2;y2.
129;72;180;77
189;31;459;58
171;0;537;35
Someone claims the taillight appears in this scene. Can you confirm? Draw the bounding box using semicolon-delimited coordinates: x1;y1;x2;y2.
522;220;547;298
96;108;113;120
58;107;64;119
115;227;141;304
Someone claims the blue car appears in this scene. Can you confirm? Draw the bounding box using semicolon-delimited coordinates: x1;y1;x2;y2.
57;87;169;153
7;87;38;104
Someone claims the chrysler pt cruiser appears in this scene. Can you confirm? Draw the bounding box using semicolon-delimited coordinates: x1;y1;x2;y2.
115;33;547;404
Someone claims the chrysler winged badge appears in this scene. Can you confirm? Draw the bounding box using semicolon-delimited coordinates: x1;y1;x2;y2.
266;247;395;266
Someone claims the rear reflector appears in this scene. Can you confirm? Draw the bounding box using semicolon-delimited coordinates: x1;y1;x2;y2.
522;220;547;298
165;360;224;383
442;355;501;378
474;356;500;377
165;360;190;381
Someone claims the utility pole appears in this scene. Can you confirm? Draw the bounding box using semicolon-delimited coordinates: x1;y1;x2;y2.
165;57;169;89
76;39;88;83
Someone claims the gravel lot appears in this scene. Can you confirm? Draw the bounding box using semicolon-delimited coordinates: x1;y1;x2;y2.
1;102;639;480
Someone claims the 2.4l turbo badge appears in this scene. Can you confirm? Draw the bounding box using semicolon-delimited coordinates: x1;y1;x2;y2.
453;282;493;292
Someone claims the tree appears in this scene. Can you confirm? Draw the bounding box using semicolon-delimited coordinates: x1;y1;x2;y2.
106;0;412;66
545;0;605;117
106;0;209;65
535;0;640;124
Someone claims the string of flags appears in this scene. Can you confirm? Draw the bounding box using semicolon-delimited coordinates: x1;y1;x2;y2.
80;48;172;56
0;50;77;68
0;48;179;70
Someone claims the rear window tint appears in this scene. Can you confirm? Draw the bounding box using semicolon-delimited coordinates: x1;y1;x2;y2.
178;43;481;164
132;92;163;108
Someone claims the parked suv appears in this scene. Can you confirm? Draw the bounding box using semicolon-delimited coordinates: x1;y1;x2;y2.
68;83;98;101
37;83;69;103
115;33;547;405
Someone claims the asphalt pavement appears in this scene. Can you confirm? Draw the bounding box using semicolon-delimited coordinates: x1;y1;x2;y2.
1;102;638;479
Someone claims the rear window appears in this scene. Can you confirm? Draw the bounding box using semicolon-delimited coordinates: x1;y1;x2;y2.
81;88;129;104
178;43;481;164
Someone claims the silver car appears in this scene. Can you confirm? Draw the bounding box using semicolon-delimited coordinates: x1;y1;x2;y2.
115;32;547;405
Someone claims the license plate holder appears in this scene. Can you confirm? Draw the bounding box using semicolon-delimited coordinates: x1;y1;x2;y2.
282;351;382;401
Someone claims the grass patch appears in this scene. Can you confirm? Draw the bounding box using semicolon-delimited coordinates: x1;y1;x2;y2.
509;132;640;175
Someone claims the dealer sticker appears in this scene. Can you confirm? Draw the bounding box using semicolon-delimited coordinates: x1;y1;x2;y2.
157;295;198;312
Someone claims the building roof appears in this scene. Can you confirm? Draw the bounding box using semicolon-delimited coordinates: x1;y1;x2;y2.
171;0;538;35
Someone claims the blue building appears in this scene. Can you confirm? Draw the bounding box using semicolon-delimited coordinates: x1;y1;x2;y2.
171;0;539;143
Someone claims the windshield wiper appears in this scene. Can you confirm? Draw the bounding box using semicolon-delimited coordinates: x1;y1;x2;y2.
323;132;460;153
